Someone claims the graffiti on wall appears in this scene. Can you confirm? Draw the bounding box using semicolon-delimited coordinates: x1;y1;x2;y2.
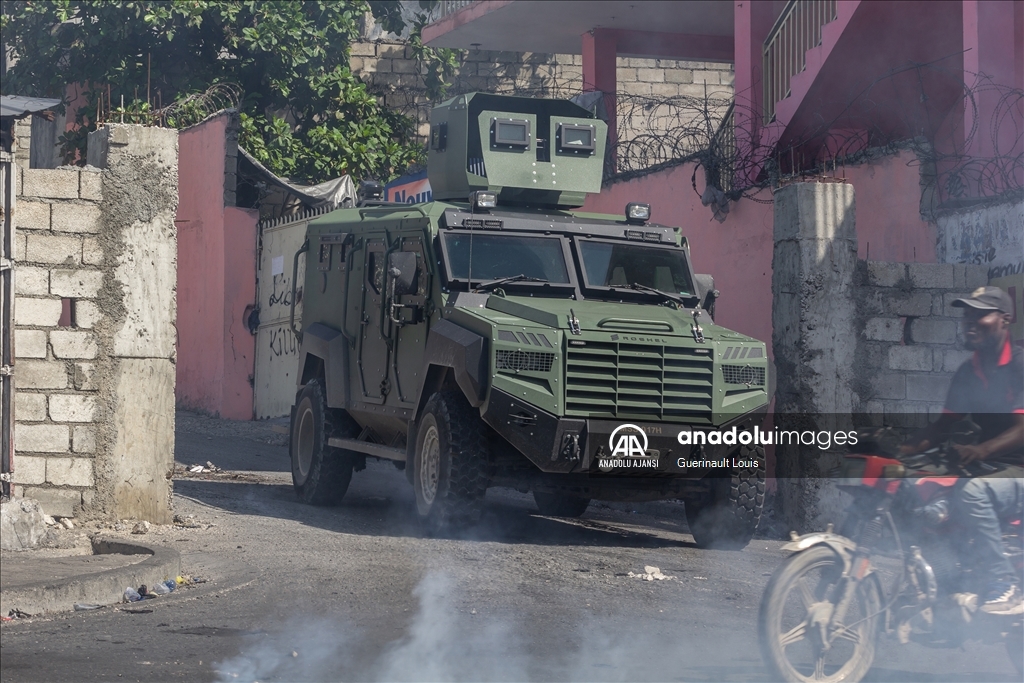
268;326;298;358
939;201;1024;268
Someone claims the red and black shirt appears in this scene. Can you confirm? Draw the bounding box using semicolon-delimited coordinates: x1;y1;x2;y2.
944;339;1024;465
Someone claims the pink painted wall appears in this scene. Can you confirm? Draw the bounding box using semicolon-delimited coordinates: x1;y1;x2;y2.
583;148;938;359
175;113;258;419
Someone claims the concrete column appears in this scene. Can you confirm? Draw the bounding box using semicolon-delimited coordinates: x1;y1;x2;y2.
962;0;1023;189
86;124;178;524
772;182;858;532
733;0;775;185
582;29;617;149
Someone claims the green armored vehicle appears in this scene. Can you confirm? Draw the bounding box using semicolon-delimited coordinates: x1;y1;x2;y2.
288;93;769;548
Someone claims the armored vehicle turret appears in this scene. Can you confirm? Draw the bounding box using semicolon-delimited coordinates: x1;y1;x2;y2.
287;93;768;548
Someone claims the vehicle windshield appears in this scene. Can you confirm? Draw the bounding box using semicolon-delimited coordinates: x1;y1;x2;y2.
577;239;695;296
441;232;570;286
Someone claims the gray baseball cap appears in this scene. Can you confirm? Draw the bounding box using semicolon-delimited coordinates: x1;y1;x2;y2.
951;286;1013;314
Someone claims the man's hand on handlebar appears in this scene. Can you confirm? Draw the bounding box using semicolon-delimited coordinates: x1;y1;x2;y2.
952;442;989;465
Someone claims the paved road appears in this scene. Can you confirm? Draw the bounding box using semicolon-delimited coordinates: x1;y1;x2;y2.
1;412;1019;682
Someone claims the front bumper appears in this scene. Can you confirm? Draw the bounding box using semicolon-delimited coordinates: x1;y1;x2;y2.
482;388;767;476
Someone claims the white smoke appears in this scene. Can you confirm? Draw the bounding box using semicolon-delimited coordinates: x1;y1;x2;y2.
214;571;528;683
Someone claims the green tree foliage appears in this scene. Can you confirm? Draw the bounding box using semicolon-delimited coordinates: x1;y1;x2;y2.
0;1;461;183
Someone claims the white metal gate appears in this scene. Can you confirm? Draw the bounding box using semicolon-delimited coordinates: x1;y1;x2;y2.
252;209;332;419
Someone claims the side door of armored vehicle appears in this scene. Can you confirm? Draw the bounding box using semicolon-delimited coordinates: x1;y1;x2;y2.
388;221;432;407
357;233;390;403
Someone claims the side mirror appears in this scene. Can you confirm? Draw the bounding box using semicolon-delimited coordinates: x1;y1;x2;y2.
388;252;418;296
693;273;719;320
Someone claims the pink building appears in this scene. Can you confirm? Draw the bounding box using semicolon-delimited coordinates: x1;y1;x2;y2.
424;0;1024;356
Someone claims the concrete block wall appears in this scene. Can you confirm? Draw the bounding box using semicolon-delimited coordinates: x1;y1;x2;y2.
12;124;178;522
349;40;734;142
852;261;991;428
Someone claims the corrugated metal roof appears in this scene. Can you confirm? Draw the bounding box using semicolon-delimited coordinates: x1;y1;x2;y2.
1;95;62;119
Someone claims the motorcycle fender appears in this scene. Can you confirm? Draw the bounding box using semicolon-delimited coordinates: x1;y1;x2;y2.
781;532;857;574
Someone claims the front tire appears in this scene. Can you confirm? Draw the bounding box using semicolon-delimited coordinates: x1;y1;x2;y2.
413;391;490;534
685;444;765;549
290;379;355;505
533;491;591;517
759;545;881;683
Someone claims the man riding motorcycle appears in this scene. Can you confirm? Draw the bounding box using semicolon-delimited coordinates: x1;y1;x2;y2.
900;286;1024;616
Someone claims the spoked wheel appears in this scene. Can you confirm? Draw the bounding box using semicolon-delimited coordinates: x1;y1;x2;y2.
759;546;881;683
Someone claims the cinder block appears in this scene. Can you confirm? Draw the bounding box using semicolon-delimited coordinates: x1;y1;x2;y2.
14;329;47;358
963;266;989;288
12;455;47;485
350;42;377;57
636;68;665;83
886;291;933;317
15;393;47;422
622;81;652;95
870;374;906;399
48;393;97;422
73;362;97;390
16;266;50;295
865;262;906;287
907;374;953;401
14;233;27;261
14;200;51;229
46;458;94;487
82;238;103;266
22;168;80;199
72;426;96;454
908;263;954;289
79;170;103;200
50;330;98;359
74;300;102;329
375;58;394;73
889;346;933;371
693;70;721;85
650;82;679;97
665;69;695;84
49;269;104;298
14;359;68;389
864;317;904;342
942;349;973;372
720;71;735;86
13;297;63;327
25;233;82;264
15;423;69;452
391;59;417;74
940;292;967;317
19;487;79;518
51;203;102;233
616;67;638;81
909;318;957;345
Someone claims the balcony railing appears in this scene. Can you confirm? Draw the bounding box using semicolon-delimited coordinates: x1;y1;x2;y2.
439;0;475;19
762;0;838;124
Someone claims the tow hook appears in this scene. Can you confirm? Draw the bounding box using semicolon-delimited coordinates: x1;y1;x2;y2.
691;309;705;343
568;308;581;335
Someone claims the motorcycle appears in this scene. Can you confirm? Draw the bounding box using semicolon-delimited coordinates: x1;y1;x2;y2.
759;433;1024;682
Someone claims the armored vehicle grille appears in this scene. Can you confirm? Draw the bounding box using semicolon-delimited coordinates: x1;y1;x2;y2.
722;364;766;386
496;349;556;372
565;342;713;423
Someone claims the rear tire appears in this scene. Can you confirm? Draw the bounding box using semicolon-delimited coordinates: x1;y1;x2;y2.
533;491;591;518
290;379;355;506
759;545;880;683
413;391;490;534
684;444;765;549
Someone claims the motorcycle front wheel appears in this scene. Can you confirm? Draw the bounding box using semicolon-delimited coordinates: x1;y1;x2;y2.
759;545;882;683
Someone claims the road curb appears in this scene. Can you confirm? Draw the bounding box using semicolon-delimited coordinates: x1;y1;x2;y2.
0;536;181;617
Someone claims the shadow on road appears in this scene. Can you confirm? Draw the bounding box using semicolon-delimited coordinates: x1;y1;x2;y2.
173;472;697;553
